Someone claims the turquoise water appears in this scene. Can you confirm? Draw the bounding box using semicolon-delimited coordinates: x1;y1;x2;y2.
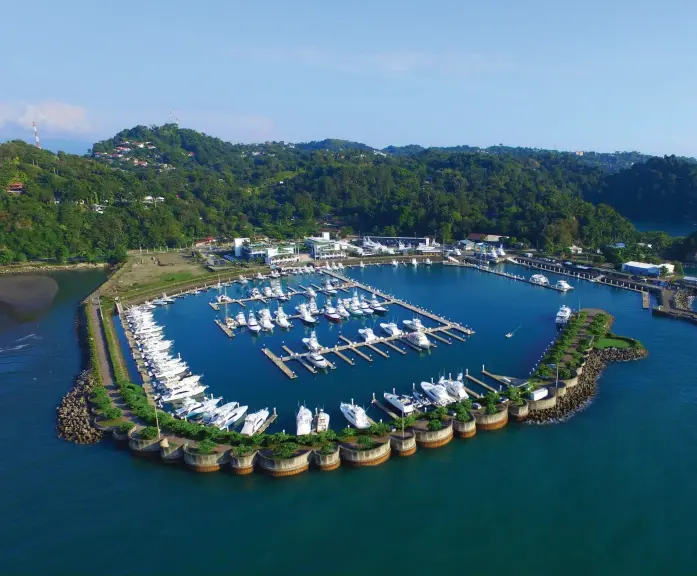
2;266;697;575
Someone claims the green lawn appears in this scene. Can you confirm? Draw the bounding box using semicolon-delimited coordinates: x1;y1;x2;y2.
595;337;631;349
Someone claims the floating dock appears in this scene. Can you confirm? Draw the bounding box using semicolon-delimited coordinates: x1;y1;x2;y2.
262;348;297;379
256;409;278;434
366;343;389;358
465;370;498;393
642;292;650;309
213;319;235;338
444;261;569;292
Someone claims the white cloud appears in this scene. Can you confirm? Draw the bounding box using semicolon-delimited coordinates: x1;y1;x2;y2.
0;101;92;134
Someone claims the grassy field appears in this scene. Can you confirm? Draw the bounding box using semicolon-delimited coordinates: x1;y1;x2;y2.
595;337;631;349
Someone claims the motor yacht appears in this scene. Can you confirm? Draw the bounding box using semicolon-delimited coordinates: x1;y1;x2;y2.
269;270;281;279
205;401;240;426
160;384;207;403
185;396;221;420
272;283;288;300
384;391;415;415
380;322;403;337
216;293;233;304
340;401;371;429
241;408;269;435
358;327;377;342
235;310;247;326
275;306;292;329
406;331;432;349
555;280;573;292
392;259;399;267
420;381;452;406
530;274;549;286
249;287;261;299
403;318;425;332
174;397;202;418
258;309;274;331
297;303;317;325
439;373;469;401
296;406;313;436
369;295;387;314
556;305;572;325
323;298;342;323
238;276;249;284
306;287;317;299
255;272;264;280
323;279;337;294
411;388;431;408
220;405;249;430
302;330;322;351
247;311;261;333
308;297;321;316
307;352;329;369
425;258;433;265
335;300;351;319
359;295;374;315
411;258;418;267
314;409;330;432
262;286;274;298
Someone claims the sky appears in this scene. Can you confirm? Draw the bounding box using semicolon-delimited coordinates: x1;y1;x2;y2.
1;0;697;155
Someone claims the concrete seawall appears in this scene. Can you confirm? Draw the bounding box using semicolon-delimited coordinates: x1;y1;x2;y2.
340;440;391;466
229;451;258;475
183;445;231;472
127;429;161;457
452;417;477;438
507;401;529;422
313;448;341;471
413;420;454;447
257;450;312;477
160;439;183;463
473;406;509;430
527;387;558;411
389;432;417;456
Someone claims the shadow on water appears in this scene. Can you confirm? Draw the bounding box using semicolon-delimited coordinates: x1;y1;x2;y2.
0;275;59;329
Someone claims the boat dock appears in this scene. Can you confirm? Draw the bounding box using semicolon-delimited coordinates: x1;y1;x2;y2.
444;260;569;292
429;331;451;345
213;319;235;338
366;343;390;358
465;369;499;393
262;348;297;379
643;292;650;309
338;336;373;362
481;369;527;388
256;408;278;434
330;348;355;365
382;340;406;354
372;394;399;419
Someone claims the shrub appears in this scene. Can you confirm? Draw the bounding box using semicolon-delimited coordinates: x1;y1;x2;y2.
231;444;254;456
320;443;336;455
102;407;123;420
119;421;135;433
196;439;216;454
368;422;391;436
428;419;443;431
273;442;298;459
140;426;159;440
455;412;470;422
356;436;375;450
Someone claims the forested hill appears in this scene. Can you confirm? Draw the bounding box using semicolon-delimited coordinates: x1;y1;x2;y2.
587;156;697;223
0;125;663;264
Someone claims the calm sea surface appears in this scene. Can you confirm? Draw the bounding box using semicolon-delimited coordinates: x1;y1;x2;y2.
632;220;697;237
1;266;696;575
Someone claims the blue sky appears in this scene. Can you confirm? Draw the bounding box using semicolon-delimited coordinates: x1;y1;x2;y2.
1;0;696;155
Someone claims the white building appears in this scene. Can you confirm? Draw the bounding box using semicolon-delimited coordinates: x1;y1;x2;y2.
305;232;353;260
233;237;251;258
621;261;674;278
568;245;583;255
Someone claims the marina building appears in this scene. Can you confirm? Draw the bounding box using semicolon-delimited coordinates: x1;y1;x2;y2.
305;233;354;260
621;261;674;277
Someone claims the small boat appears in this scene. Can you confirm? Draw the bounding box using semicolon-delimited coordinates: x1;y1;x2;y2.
556;305;572;325
530;274;549;286
425;258;432;265
247;311;261;333
308;297;321;316
555;280;573;292
314;409;330;432
235;310;247;326
420;381;452;406
358;327;377;342
249;287;261;299
392;259;399;267
384;391;415;415
269;270;281;279
359;295;374;315
275;306;292;329
411;258;418;267
255;272;264;280
220;405;249;430
216;293;233;304
262;286;273;298
380;322;403;337
340;400;371;429
241;407;269;435
403;318;425;332
238;276;249;284
335;300;351;319
297;303;317;325
406;331;432;349
323;279;337;294
505;325;521;339
306;287;317;298
308;352;329;369
323;298;342;323
302;330;322;351
296;406;313;436
369;295;387;314
258;309;274;331
359;261;365;268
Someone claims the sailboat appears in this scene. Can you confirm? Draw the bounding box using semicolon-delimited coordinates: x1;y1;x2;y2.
505;325;521;339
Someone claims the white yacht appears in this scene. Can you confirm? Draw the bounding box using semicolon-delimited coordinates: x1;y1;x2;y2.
406;331;432;349
203;401;239;425
220;405;249;430
235;310;247;326
249;287;261;299
358;327;377;342
530;274;550;286
296;406;313;436
335;300;351;319
315;409;330;432
323;298;342;323
307;352;329;369
174;397;201;418
380;322;403;337
216;293;233;304
269;269;281;278
369;295;387;314
297;303;317;325
323;279;337;294
302;330;322;351
247;311;261;333
241;408;269;435
384;392;415;415
272;283;288;300
392;259;399;267
306;287;317;299
359;261;365;268
347;298;364;316
160;384;207;403
340;401;371;429
420;381;452;406
411;258;418;267
403;318;425;332
186;396;222;420
556;305;573;325
275;306;292;329
358;295;374;315
439;373;469;401
555;280;573;292
258;309;274;331
425;258;433;265
262;286;274;298
255;272;264;280
308;297;321;316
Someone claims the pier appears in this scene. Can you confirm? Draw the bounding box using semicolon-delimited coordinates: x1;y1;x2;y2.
465;369;498;393
256;409;278;434
444;260;569;292
429;332;452;345
213;319;235;338
331;348;355;365
262;348;297;379
339;336;373;362
642;292;650;309
366;343;389;358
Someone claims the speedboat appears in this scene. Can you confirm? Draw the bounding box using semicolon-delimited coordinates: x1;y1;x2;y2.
235;310;247;326
258;309;274;331
314;409;330;432
323;298;342;323
340;401;370;429
420;381;452;406
403;318;425;332
297;303;317;325
439;374;468;401
359;261;365;268
307;352;329;369
380;322;403;337
425;258;432;265
555;280;573;291
359;295;374;315
369;295;387;314
384;392;415;415
296;406;313;436
335;300;351;319
358;327;377;342
241;407;269;435
411;258;418;267
556;305;572;325
247;311;261;333
220;405;249;430
275;306;292;329
302;330;322;351
530;274;549;286
406;331;432;349
392;259;399;267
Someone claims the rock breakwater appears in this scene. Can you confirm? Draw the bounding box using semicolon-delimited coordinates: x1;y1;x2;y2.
526;347;648;425
56;370;103;444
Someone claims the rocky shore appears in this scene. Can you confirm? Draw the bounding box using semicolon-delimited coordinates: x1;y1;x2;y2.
674;289;692;311
56;370;103;444
0;262;108;275
526;347;648;425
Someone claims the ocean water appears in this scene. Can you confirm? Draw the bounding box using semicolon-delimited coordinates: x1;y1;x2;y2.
632;220;697;237
2;266;697;575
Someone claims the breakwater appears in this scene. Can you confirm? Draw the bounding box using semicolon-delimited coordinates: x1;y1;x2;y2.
56;370;103;444
526;347;648;425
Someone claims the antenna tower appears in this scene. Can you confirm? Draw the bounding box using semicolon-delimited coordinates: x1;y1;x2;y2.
32;122;41;149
